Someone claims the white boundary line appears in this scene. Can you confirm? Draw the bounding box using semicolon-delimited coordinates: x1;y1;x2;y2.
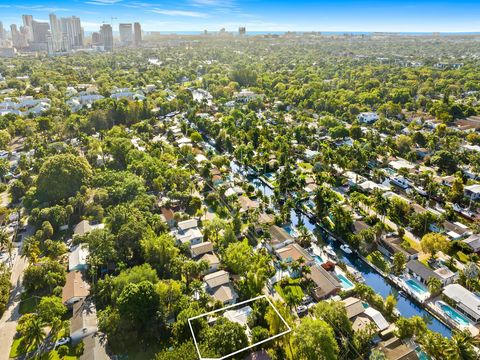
188;295;291;360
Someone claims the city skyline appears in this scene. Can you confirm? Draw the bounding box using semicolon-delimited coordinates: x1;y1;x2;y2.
0;0;479;33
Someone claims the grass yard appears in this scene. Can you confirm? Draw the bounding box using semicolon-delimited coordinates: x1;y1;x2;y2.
403;235;421;252
275;279;304;302
456;251;470;263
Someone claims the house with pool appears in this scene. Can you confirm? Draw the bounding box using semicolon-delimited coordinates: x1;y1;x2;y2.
406;260;456;287
442;284;480;324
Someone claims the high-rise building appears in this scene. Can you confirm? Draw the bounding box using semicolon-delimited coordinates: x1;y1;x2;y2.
119;23;133;45
49;13;63;51
32;20;50;43
100;24;113;51
92;32;101;45
60;16;83;48
133;22;142;46
0;22;4;40
22;15;34;42
239;27;246;36
10;24;28;48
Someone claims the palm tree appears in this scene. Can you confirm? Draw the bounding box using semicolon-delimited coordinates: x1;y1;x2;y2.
426;276;442;296
449;331;480;360
22;315;46;354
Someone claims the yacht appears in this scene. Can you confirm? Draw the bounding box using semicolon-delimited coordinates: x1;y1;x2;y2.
324;245;337;258
391;176;410;189
340;244;353;254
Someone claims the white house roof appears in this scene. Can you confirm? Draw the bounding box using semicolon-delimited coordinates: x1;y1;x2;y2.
364;307;389;331
204;270;230;288
224;306;252;327
443;284;480;319
178;219;198;231
68;244;90;271
465;184;480;194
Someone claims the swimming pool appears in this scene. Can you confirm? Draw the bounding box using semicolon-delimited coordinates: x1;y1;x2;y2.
405;279;429;296
437;301;470;327
282;225;298;237
314;255;325;265
264;172;276;181
337;273;355;290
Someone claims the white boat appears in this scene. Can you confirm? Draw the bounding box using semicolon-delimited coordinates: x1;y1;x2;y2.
391;176;410;189
340;244;353;254
324;245;337;258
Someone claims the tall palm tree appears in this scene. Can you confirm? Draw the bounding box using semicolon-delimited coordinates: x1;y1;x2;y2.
22;315;46;355
449;331;480;360
426;276;442;296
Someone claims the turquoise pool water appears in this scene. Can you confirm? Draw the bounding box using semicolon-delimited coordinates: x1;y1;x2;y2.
264;172;276;180
416;348;430;360
438;302;470;327
337;273;355;290
314;255;325;265
282;225;298;237
405;279;429;295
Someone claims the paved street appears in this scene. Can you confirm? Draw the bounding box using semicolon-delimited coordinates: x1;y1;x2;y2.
0;225;32;360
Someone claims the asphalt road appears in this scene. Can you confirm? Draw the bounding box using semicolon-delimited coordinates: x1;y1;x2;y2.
0;225;32;360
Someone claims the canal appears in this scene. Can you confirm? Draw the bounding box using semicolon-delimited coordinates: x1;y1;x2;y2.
232;161;452;337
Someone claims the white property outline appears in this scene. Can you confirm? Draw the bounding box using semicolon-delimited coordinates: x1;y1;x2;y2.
188;295;292;360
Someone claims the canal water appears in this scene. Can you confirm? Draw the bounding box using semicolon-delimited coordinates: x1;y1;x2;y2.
231;161;452;337
289;209;452;337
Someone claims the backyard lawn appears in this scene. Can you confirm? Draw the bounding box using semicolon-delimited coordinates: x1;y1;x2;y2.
275;279;304;302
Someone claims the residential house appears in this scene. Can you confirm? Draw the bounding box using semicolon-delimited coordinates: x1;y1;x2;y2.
406;260;455;286
160;207;176;228
238;195;260;213
73;220;105;237
204;270;238;305
190;241;219;273
378;234;419;260
464;184;480;200
175;219;203;246
304;265;342;301
266;225;295;251
275;243;314;265
443;284;480;324
69;244;89;272
463;234;480;253
375;337;419;360
357;112;379;124
62;271;90;306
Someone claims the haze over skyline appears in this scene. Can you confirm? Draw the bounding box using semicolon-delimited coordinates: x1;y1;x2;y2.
0;0;479;33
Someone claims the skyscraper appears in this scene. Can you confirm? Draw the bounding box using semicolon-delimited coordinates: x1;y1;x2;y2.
32;20;50;43
119;23;133;45
22;15;34;42
239;27;246;36
60;16;84;48
133;22;142;46
49;13;62;51
0;22;4;40
10;24;28;48
100;24;113;51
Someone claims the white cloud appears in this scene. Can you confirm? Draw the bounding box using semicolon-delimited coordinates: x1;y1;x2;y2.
149;9;208;18
85;0;122;6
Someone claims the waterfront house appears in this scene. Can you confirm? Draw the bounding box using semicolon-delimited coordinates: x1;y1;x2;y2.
443;284;480;324
378;234;419;261
375;337;419;360
406;260;455;286
304;265;342;301
266;225;295;251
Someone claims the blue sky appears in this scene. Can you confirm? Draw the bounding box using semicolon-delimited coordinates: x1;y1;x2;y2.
0;0;479;33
